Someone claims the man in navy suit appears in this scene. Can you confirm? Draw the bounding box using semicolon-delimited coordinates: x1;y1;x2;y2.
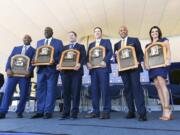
59;31;86;119
0;35;35;119
85;27;113;119
31;27;63;119
114;26;147;121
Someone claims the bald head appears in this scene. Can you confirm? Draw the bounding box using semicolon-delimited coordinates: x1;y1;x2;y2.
119;26;128;39
44;27;53;39
23;34;32;45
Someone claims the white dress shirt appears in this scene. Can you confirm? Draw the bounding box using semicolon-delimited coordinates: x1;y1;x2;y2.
69;42;77;49
121;36;128;47
95;39;101;46
21;44;30;55
44;37;52;45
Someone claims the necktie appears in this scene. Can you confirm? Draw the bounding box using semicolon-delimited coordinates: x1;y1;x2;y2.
95;42;99;46
95;40;100;46
45;39;49;45
121;39;126;48
69;44;74;49
21;46;27;55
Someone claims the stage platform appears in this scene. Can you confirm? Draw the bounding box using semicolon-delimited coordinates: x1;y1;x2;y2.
0;111;180;135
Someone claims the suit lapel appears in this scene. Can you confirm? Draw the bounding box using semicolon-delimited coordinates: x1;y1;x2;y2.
119;41;121;49
99;39;103;45
73;43;81;52
42;38;54;46
118;37;131;49
126;37;134;47
127;37;131;46
25;46;31;56
67;43;78;50
42;39;46;45
50;38;54;46
73;43;78;49
91;39;103;48
91;41;96;48
19;46;23;54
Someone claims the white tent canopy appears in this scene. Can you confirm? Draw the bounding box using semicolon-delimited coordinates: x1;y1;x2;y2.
0;0;180;71
1;0;180;40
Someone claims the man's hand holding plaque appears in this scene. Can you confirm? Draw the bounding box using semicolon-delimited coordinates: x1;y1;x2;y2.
74;63;81;71
6;69;13;77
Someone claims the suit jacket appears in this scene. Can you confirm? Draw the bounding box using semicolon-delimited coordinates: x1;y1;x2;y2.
0;73;4;88
36;38;63;74
60;43;86;76
114;37;144;75
6;45;36;77
87;38;113;74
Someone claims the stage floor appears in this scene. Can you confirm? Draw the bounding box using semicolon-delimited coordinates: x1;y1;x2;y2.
0;111;180;135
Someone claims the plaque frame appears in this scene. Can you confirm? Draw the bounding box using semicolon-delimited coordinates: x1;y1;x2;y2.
10;54;30;77
144;42;167;69
57;49;80;70
33;45;54;66
116;46;138;71
89;46;106;69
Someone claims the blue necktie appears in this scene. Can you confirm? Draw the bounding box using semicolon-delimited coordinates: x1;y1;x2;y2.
45;39;49;45
69;44;74;49
21;46;27;55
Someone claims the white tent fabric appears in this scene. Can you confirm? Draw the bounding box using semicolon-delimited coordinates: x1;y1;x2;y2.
0;0;180;72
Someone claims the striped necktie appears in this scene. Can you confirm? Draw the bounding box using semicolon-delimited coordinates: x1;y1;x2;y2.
121;39;126;48
45;39;49;45
69;44;74;49
95;40;100;46
21;46;27;55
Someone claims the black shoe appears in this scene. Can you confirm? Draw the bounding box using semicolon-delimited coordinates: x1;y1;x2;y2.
85;112;100;118
126;112;136;119
71;113;78;119
44;113;52;119
138;115;147;121
60;113;70;120
0;113;6;119
31;113;44;119
99;112;110;119
17;113;23;118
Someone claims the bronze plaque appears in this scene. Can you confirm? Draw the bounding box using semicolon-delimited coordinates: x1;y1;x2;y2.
10;54;30;77
116;46;138;71
33;45;54;66
145;42;167;69
89;46;106;68
57;49;80;70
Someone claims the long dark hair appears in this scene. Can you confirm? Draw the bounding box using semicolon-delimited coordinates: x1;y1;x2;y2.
149;26;162;41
